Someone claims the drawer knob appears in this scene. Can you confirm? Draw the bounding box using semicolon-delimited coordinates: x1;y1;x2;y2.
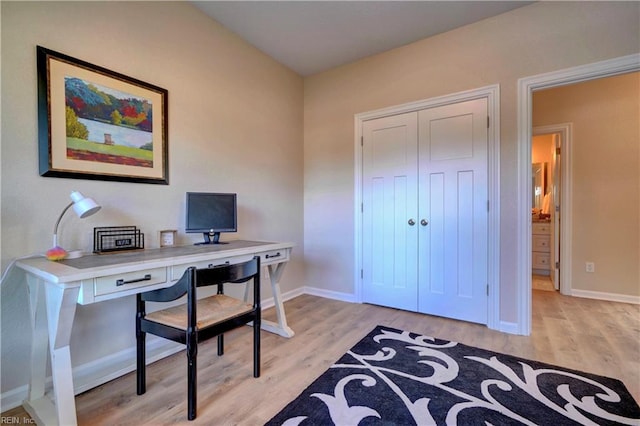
408;219;416;226
116;274;151;286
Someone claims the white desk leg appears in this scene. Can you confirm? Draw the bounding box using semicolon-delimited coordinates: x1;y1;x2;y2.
260;263;295;338
24;280;80;426
26;277;48;402
46;283;80;426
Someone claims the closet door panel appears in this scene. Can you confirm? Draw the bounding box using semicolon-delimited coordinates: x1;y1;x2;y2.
457;170;474;298
362;112;418;311
418;98;488;324
426;172;445;294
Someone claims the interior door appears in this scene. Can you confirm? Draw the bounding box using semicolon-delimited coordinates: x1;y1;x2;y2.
362;112;419;311
417;98;488;324
552;133;561;290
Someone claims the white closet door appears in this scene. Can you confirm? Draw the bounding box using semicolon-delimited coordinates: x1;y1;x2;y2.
417;98;488;324
362;112;418;311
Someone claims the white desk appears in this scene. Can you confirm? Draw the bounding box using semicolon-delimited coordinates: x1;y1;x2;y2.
15;240;294;426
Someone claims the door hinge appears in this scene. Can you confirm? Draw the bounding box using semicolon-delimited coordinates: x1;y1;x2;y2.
361;202;364;213
487;116;490;128
486;284;489;296
555;261;560;269
361;136;364;146
555;205;560;212
487;200;490;212
361;269;364;279
556;147;561;155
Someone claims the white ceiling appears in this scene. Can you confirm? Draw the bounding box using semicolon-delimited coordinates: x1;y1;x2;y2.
193;1;533;76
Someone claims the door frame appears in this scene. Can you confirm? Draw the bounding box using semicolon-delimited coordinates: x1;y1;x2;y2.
516;53;640;335
354;85;500;330
533;123;572;295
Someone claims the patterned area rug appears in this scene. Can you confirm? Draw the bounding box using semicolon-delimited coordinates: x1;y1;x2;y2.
267;325;640;425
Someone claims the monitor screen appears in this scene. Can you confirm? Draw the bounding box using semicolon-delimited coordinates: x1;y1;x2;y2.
185;192;237;244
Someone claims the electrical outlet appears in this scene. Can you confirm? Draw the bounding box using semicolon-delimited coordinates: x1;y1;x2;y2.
585;262;595;273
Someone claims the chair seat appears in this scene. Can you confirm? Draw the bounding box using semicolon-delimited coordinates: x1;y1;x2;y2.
145;294;253;331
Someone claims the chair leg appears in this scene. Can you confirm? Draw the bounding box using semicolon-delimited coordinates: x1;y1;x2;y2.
217;334;224;356
187;338;197;420
253;319;261;378
136;330;146;394
136;302;146;395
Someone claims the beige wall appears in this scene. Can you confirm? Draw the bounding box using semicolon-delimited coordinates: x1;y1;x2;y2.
303;2;639;323
1;2;303;394
532;134;553;165
533;72;640;295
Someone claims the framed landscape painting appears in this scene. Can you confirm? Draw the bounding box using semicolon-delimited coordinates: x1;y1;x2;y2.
37;46;169;184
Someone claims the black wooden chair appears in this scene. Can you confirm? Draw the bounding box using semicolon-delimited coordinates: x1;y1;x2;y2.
136;256;261;420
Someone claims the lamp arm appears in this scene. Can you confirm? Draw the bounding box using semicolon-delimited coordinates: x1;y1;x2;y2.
52;202;74;247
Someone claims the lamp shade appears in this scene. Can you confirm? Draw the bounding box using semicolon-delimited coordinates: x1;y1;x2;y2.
70;191;101;218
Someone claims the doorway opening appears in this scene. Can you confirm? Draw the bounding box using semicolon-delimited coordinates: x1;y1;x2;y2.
517;53;640;335
531;124;571;295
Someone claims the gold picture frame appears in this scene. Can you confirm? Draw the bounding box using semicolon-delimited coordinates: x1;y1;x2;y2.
37;46;169;184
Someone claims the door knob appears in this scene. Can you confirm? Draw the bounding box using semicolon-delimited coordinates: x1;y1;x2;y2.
408;219;416;226
421;219;429;226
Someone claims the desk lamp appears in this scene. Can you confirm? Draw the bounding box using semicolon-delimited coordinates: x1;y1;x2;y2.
46;191;101;260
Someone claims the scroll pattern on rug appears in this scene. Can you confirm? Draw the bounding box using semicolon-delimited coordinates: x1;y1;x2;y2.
267;326;640;425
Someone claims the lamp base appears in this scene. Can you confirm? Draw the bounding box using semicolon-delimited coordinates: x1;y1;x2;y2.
66;250;85;259
46;246;68;261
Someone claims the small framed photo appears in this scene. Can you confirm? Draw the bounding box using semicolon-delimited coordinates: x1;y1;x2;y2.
159;230;177;247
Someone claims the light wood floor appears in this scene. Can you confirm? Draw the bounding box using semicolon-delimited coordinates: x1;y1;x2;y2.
532;274;555;291
3;290;639;425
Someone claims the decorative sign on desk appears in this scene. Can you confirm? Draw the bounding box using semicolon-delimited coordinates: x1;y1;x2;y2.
159;229;177;247
94;226;144;254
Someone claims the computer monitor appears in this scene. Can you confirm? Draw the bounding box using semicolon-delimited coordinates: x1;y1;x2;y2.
185;192;237;244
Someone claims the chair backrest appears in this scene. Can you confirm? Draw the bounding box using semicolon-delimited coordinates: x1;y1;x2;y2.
194;257;260;287
186;256;260;329
140;256;260;303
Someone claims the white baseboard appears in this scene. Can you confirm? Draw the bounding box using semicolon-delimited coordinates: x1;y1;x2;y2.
570;289;640;305
270;287;306;307
303;286;358;303
497;320;523;335
1;385;28;414
74;337;184;394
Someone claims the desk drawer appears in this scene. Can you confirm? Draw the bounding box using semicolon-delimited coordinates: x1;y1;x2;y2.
95;268;167;296
261;249;290;265
171;256;247;281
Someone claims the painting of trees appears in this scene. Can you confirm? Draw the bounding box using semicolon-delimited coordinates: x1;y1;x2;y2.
65;77;153;133
65;106;89;139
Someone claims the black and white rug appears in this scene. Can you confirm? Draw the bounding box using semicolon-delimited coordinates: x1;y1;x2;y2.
267;325;640;425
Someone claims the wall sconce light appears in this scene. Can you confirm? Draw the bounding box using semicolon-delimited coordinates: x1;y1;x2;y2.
46;191;101;260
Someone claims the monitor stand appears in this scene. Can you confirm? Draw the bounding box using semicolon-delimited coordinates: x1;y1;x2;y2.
195;231;228;245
